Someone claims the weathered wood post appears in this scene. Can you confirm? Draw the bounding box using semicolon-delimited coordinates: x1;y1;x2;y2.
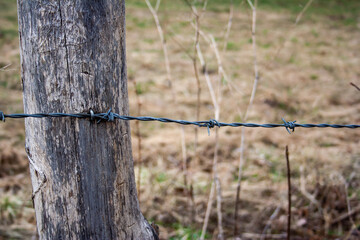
17;0;157;239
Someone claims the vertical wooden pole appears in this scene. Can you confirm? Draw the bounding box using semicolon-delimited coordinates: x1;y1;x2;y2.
17;0;156;239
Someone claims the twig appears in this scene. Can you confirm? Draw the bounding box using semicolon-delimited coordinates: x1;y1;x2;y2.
184;0;207;225
336;173;360;238
179;126;196;224
234;0;259;235
295;0;315;25
145;0;175;100
272;0;314;62
195;41;217;240
168;30;194;59
214;129;224;240
192;23;244;96
200;181;215;240
223;0;234;52
154;0;161;12
234;127;245;236
202;0;209;11
261;205;281;240
188;0;202;179
132;80;143;201
242;233;287;239
189;6;225;237
350;82;360;91
180;126;188;190
189;2;203;225
299;165;322;210
0;63;13;71
331;202;360;225
196;42;219;119
244;0;259;121
196;36;223;240
285;146;291;240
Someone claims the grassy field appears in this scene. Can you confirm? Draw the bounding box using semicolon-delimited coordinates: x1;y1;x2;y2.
1;0;360;239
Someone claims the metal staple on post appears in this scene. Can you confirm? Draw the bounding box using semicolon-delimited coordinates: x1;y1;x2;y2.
0;109;359;134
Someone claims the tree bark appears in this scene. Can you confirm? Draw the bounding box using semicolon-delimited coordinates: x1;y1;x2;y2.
17;0;157;239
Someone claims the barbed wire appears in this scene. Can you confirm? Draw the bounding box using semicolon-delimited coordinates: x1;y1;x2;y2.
1;109;359;135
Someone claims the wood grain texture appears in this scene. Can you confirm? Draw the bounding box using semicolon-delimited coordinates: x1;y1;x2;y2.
17;0;156;239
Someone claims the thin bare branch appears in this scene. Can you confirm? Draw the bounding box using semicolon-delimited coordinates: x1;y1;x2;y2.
295;0;315;25
145;0;175;99
214;129;224;240
350;82;360;91
194;25;243;94
223;0;234;52
154;0;161;12
234;0;259;235
261;206;281;240
167;29;194;59
337;173;360;237
272;0;314;62
193;19;225;240
188;1;202;171
196;43;219;116
0;63;15;72
200;181;215;240
285;146;291;240
243;233;287;239
331;205;360;225
196;36;222;240
299;165;321;209
181;127;188;190
244;0;259;121
132;80;143;202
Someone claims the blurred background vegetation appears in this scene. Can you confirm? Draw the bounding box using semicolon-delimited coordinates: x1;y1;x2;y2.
0;0;359;239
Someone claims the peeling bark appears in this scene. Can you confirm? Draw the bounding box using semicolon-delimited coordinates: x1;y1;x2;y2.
17;0;156;239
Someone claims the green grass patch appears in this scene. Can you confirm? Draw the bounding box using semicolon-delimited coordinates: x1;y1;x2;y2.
170;223;210;240
127;0;360;27
226;41;240;51
0;28;18;40
156;172;167;183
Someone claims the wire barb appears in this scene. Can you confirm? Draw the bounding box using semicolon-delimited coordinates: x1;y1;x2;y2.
97;108;115;123
206;119;221;136
0;111;5;122
282;118;296;134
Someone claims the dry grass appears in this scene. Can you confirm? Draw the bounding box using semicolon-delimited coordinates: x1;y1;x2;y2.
1;0;360;239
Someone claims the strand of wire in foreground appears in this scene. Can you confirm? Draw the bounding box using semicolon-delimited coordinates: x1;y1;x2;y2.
0;109;359;134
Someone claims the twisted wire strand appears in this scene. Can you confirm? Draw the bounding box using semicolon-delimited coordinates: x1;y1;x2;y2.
1;109;359;134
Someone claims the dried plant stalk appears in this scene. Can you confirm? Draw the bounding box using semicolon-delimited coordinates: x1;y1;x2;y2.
189;2;202;173
223;0;234;52
234;0;259;236
261;206;281;239
285;146;291;240
181;127;188;189
132;80;143;201
272;0;314;61
200;181;215;240
196;32;225;240
145;0;175;99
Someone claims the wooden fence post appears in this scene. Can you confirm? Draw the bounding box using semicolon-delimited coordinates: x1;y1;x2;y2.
17;0;157;239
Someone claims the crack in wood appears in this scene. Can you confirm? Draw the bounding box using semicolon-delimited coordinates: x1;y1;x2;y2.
25;147;47;199
127;222;135;229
